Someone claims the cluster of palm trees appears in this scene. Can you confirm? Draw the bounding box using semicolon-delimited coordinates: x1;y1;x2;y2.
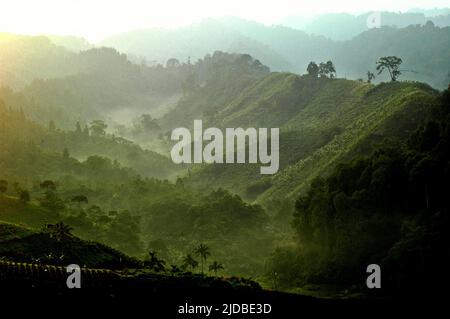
146;251;166;272
181;243;224;276
38;224;225;277
146;243;224;276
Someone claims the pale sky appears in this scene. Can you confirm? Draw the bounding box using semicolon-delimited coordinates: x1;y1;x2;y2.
0;0;448;41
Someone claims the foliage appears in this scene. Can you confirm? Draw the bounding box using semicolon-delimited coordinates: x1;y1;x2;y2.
307;62;319;77
376;56;403;81
209;261;224;276
194;243;211;275
267;89;450;296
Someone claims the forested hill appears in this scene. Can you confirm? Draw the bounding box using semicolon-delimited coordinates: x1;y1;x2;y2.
1;39;448;298
281;11;450;40
0;100;274;277
0;98;180;180
0;33;188;128
265;88;450;297
179;74;438;209
0;35;269;131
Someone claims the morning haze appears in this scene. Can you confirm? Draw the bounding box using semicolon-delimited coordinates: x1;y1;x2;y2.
0;0;449;307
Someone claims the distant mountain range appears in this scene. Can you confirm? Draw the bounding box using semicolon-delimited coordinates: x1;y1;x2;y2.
99;16;450;89
280;10;450;40
2;11;450;92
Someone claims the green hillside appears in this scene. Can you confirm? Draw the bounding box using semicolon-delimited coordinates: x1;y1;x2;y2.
261;80;436;205
182;74;437;208
0;98;179;180
0;221;138;268
0;103;276;276
265;89;450;296
1;33;448;299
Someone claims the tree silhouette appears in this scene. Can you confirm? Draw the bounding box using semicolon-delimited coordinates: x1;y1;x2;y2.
170;264;182;275
376;56;403;81
46;222;73;241
326;61;336;78
319;61;336;78
209;261;224;276
194;243;211;275
146;251;166;272
307;62;319;78
166;58;180;68
182;254;198;272
89;120;107;136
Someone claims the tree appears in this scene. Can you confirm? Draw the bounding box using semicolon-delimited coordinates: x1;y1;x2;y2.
146;251;166;272
194;243;211;275
89;120;107;136
170;265;182;276
209;261;224;276
319;61;336;78
75;121;82;134
425;20;435;28
376;56;403;81
182;254;198;272
166;58;180;68
306;62;319;78
367;71;375;83
326;61;336;78
45;222;73;241
0;180;7;194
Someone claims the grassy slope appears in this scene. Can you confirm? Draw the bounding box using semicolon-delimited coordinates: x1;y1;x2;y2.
260;81;436;206
183;73;437;207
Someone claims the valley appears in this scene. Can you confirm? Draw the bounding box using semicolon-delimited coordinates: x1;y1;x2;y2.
1;9;449;304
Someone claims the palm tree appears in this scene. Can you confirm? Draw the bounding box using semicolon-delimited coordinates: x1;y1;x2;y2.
47;222;73;241
209;261;224;276
147;251;166;272
194;243;211;275
182;254;198;272
170;265;181;276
